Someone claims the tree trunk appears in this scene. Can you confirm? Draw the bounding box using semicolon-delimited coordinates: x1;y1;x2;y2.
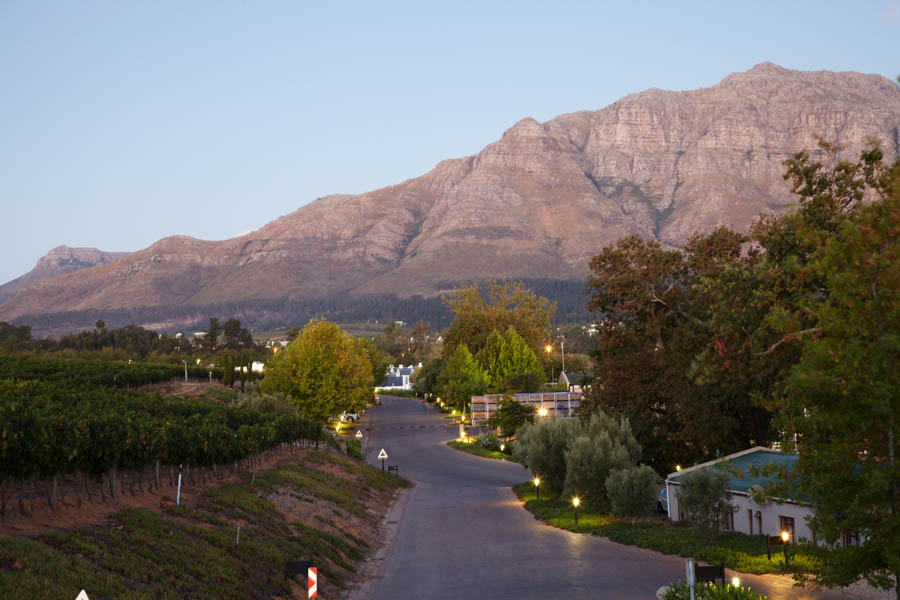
110;468;117;499
155;461;161;491
50;475;58;511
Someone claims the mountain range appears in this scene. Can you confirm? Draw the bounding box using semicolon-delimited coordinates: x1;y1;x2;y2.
3;62;899;335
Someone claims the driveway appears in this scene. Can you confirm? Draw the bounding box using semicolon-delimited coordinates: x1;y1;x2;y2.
355;395;887;600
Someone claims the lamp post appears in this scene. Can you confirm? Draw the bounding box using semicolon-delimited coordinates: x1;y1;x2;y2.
781;530;790;566
533;477;541;501
573;496;580;524
544;344;553;382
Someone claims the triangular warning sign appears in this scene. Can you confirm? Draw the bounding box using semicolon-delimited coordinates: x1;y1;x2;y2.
76;591;90;600
378;448;388;460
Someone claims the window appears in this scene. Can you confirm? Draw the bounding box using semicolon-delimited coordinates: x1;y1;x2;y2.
843;531;860;547
779;516;795;542
721;508;734;531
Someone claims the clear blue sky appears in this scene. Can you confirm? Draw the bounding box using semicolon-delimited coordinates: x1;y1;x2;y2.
2;0;898;285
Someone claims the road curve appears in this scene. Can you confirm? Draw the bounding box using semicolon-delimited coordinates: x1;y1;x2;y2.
356;395;884;600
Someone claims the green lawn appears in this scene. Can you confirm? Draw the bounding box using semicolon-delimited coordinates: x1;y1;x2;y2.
446;440;517;462
513;482;819;576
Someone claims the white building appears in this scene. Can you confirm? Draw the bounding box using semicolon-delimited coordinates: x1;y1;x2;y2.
665;447;819;544
376;363;421;391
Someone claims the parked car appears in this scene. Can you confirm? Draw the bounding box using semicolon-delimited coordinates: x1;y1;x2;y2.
657;487;669;514
339;412;359;422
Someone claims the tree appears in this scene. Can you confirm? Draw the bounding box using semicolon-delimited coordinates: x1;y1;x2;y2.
412;358;443;397
376;321;407;361
95;319;106;330
475;327;546;392
486;397;535;437
355;336;391;386
435;344;487;410
514;417;581;497
261;319;374;422
206;318;220;350
443;280;555;356
223;318;252;349
563;411;642;510
676;468;732;533
606;466;659;520
777;162;900;596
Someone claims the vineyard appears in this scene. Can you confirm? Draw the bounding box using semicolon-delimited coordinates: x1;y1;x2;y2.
0;357;322;516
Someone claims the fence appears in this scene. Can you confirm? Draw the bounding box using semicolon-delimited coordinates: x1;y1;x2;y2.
470;392;582;426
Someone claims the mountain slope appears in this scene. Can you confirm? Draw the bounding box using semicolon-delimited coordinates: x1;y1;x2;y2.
0;246;128;306
2;63;899;325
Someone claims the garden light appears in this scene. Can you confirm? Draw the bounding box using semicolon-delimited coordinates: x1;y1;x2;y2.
781;530;789;543
545;344;552;353
675;465;682;471
533;477;541;500
500;443;505;452
731;577;741;588
572;496;580;524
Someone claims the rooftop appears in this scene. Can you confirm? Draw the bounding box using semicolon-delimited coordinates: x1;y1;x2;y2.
667;447;798;495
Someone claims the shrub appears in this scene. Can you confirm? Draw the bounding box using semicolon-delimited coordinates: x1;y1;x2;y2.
345;438;362;460
663;582;768;600
514;417;580;497
563;412;642;510
486;397;535;437
676;468;733;533
479;432;500;451
606;465;659;519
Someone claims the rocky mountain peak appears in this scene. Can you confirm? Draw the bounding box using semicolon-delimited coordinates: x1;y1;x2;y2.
2;63;899;331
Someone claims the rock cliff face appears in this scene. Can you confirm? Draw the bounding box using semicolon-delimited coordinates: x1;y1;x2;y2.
0;246;128;306
2;63;899;323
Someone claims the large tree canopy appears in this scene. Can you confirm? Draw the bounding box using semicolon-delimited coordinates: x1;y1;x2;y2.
261;319;373;422
442;279;555;356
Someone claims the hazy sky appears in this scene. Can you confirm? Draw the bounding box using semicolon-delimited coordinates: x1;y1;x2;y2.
2;1;899;284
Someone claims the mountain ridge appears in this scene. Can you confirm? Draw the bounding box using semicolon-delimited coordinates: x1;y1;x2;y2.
2;63;899;331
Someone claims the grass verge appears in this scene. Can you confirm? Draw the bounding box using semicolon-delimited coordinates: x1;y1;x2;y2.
447;440;517;462
0;452;408;599
513;482;819;576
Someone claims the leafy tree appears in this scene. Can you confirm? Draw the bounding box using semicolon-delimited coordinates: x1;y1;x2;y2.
606;465;659;520
0;322;32;352
475;327;545;392
376;320;407;361
355;336;391;386
776;160;900;596
514;417;581;497
261;319;374;421
222;318;252;349
206;317;220;350
443;279;555;356
435;344;487;410
486;396;535;437
676;468;732;533
412;358;443;397
564;411;642;510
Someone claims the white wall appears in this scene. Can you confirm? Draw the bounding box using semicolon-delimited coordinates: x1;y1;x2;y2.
666;483;816;543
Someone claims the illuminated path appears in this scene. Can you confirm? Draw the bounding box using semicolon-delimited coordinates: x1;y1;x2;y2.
356;395;881;600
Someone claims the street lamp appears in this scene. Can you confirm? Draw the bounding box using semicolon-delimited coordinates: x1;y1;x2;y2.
573;496;580;524
499;443;505;453
781;530;790;566
533;477;541;501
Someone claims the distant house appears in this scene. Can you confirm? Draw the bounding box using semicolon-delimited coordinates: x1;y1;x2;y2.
376;364;420;391
558;370;592;394
666;447;824;544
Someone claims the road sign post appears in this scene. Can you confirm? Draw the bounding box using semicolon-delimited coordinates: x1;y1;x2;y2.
378;448;388;472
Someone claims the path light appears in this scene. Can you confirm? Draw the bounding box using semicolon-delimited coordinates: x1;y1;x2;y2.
533;477;541;501
675;465;682;471
781;530;790;566
573;496;580;524
538;407;548;417
731;576;741;588
545;344;552;354
500;443;505;452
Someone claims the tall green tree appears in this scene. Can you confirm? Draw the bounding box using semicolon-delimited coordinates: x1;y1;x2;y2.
261;319;374;421
778;164;900;597
435;344;487;410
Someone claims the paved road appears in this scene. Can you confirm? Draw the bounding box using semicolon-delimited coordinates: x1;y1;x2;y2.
356;396;884;600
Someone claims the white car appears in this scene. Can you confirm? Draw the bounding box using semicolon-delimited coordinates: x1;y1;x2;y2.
340;412;360;422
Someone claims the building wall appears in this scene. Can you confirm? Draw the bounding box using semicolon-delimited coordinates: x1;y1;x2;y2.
666;483;816;543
